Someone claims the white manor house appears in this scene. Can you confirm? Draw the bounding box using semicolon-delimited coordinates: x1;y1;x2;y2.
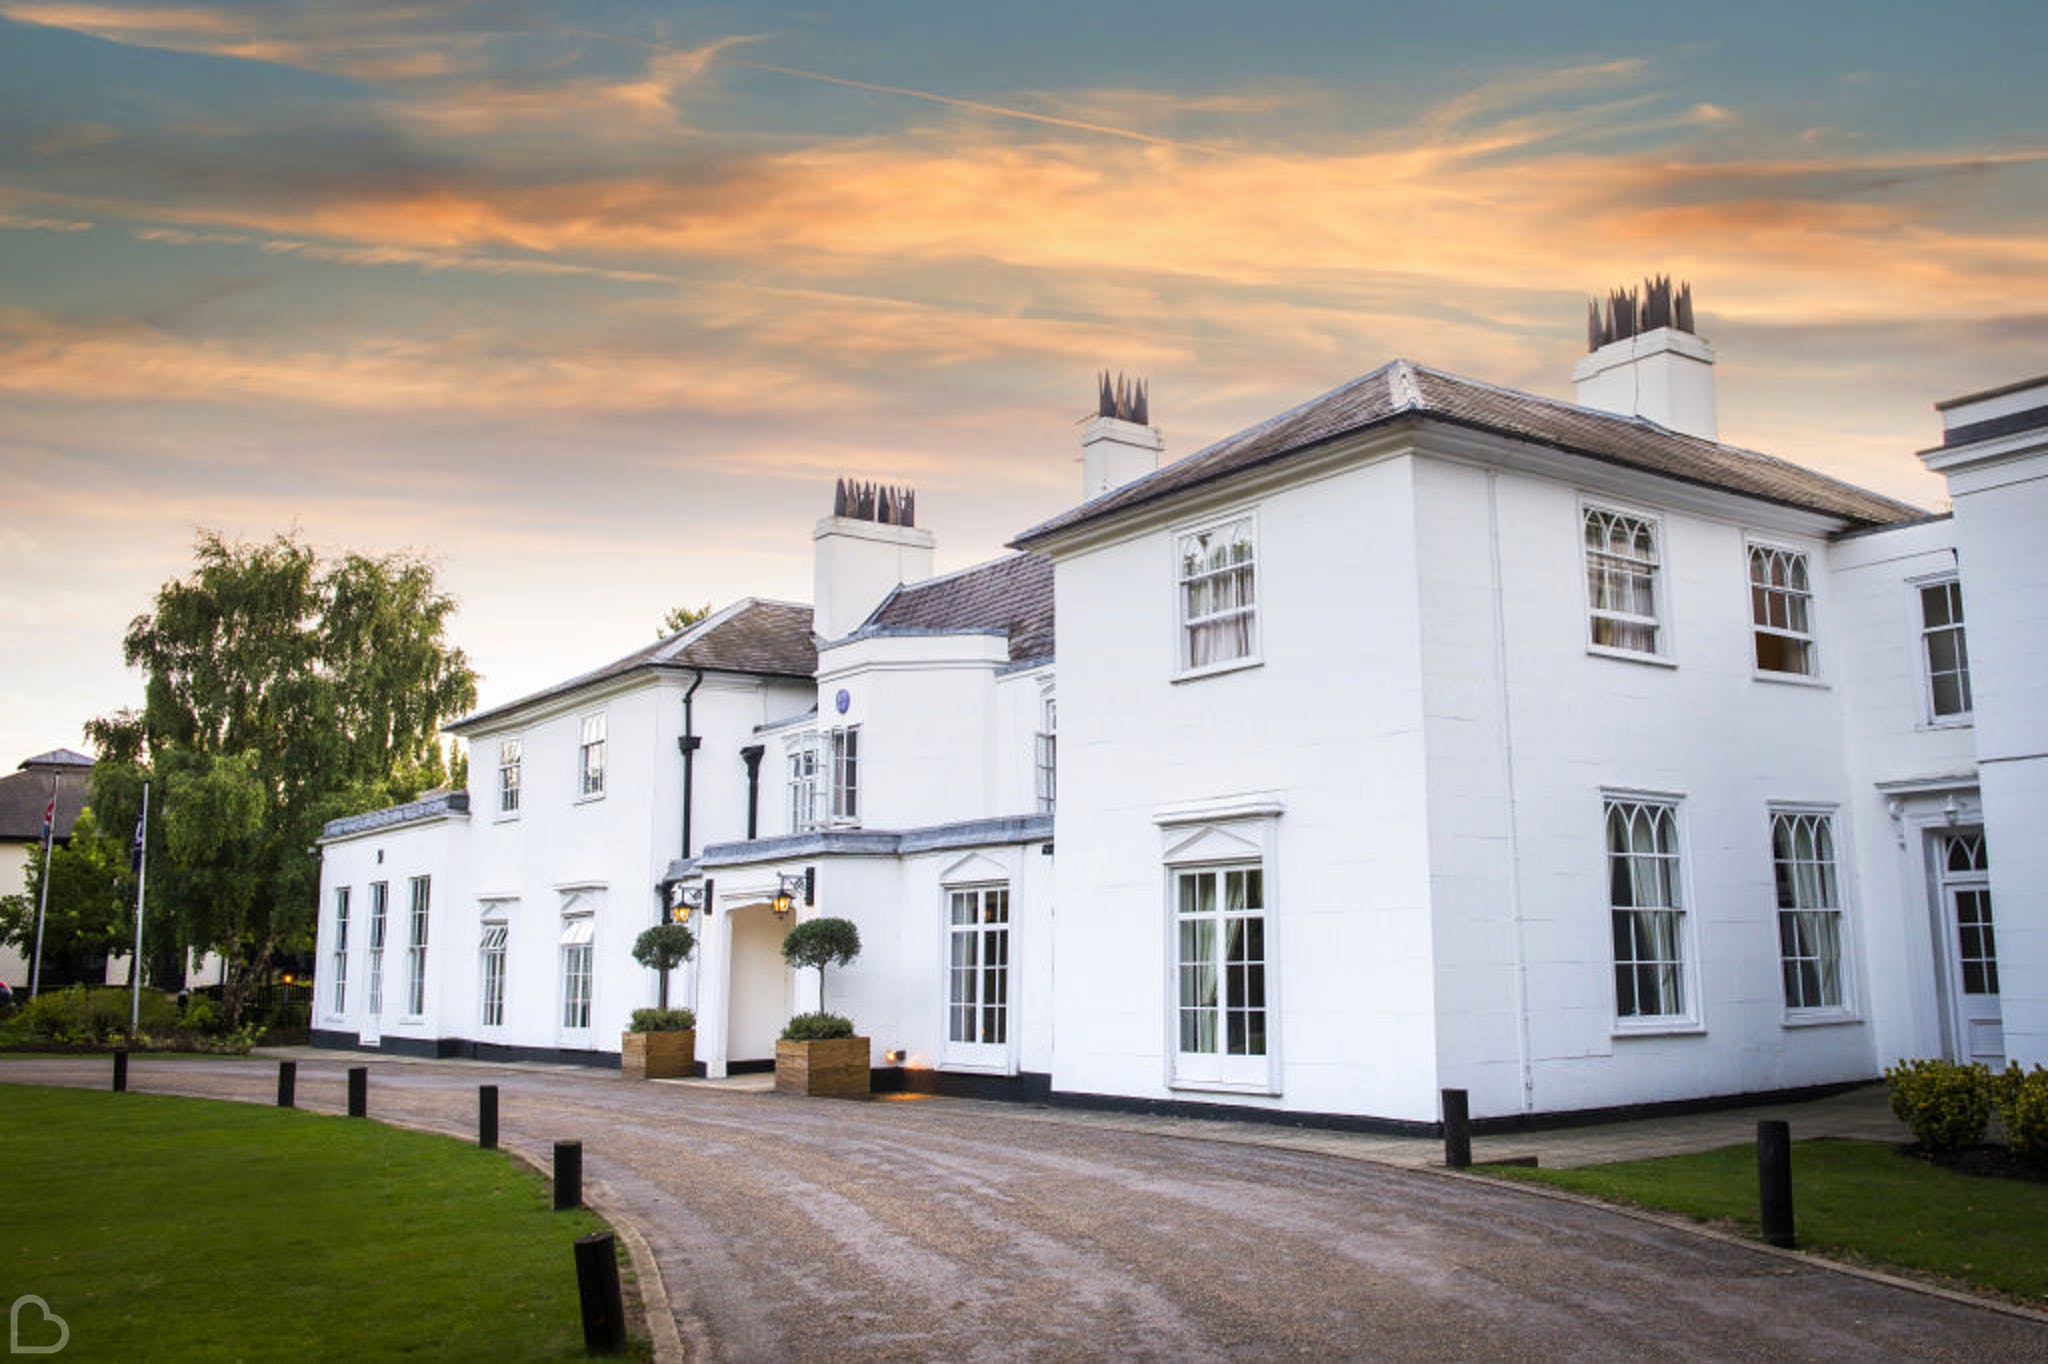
313;287;2048;1129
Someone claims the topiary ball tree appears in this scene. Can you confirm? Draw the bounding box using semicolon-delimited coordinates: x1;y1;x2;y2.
631;922;696;1011
780;916;861;1014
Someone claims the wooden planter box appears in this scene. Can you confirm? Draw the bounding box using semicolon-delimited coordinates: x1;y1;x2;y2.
774;1036;871;1097
621;1029;695;1080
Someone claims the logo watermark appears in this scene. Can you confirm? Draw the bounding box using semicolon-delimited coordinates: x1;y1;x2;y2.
9;1297;67;1355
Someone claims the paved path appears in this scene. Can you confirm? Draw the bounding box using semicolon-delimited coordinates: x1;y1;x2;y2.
5;1054;2040;1362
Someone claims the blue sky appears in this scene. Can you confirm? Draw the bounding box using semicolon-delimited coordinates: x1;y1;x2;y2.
1;1;2043;766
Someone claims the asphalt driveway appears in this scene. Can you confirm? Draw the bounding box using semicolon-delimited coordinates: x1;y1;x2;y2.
5;1053;2042;1362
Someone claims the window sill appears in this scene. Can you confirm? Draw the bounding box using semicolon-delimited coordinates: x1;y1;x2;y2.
1169;1076;1279;1097
1752;670;1829;690
1611;1021;1705;1038
574;791;606;805
1781;1010;1862;1029
493;812;521;824
1918;716;1974;732
1586;644;1677;669
1171;655;1263;685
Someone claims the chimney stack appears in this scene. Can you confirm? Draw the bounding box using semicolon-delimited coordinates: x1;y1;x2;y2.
1082;370;1163;499
1572;276;1718;442
813;479;935;641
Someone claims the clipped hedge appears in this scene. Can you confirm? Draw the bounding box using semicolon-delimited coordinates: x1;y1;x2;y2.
1884;1058;1993;1152
780;1011;854;1042
2000;1064;2048;1160
628;1008;696;1033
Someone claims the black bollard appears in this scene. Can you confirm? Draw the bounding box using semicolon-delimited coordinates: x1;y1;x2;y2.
479;1084;499;1150
347;1066;367;1118
572;1232;627;1353
112;1049;129;1093
554;1140;583;1211
277;1060;297;1108
1758;1119;1795;1249
1442;1088;1472;1169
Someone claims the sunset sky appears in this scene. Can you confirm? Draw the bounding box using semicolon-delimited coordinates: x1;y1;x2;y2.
3;1;2044;766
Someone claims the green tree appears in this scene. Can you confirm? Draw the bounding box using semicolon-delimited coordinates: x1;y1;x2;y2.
659;601;712;637
630;923;696;1010
780;917;861;1013
0;807;135;983
91;530;477;1024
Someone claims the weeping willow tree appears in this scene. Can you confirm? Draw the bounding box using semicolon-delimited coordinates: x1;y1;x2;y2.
88;531;477;1024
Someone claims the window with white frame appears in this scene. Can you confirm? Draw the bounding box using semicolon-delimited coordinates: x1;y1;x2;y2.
1584;507;1663;655
578;713;606;797
479;923;507;1027
1920;579;1972;720
367;880;389;1017
560;916;594;1029
1749;545;1816;676
405;875;430;1016
1177;516;1257;670
498;737;522;815
330;887;350;1015
1606;798;1688;1021
1771;811;1845;1012
787;736;820;833
828;726;859;825
1175;864;1267;1077
1035;694;1056;815
947;885;1010;1048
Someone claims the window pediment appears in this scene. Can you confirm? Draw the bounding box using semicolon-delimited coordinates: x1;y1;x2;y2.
1162;823;1264;867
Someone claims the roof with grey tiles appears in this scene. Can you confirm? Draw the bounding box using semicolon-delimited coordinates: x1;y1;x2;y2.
18;748;94;770
450;598;816;733
864;553;1054;664
1013;360;1924;547
320;790;469;840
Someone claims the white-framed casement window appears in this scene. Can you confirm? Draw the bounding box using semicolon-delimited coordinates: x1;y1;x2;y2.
1034;693;1056;816
1749;544;1817;677
479;922;507;1028
1771;809;1847;1015
330;886;350;1015
498;737;523;816
577;713;606;798
1605;796;1692;1026
1173;864;1269;1085
1919;578;1972;722
404;875;430;1017
1583;505;1665;657
559;916;594;1031
787;735;821;833
1176;514;1258;673
828;726;860;825
366;880;389;1018
946;885;1011;1061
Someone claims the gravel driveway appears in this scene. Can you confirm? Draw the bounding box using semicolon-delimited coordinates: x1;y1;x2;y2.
6;1053;2042;1362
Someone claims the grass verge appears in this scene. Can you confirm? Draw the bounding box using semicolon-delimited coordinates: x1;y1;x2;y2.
1486;1137;2048;1303
0;1083;644;1360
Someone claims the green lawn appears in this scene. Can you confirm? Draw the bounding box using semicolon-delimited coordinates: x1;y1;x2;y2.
1487;1138;2048;1302
0;1084;641;1360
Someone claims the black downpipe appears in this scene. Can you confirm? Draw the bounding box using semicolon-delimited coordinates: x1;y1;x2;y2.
678;670;704;859
740;745;765;840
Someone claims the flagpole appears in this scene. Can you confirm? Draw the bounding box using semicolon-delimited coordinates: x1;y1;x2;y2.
28;774;55;999
130;781;150;1033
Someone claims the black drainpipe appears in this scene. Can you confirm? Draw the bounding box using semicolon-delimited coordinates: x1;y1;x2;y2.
677;670;704;859
740;745;765;840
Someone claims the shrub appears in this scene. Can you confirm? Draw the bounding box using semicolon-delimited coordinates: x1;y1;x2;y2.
780;1011;854;1042
181;995;221;1033
628;1008;696;1033
17;986;179;1043
1885;1058;1992;1152
2001;1065;2048;1160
